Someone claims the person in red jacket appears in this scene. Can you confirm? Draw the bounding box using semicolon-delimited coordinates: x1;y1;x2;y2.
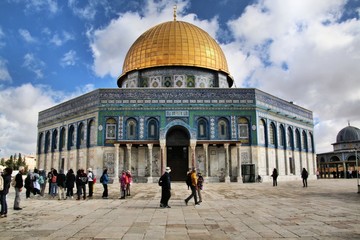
119;171;128;199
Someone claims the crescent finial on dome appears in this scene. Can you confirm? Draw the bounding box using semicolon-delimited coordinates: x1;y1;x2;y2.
173;5;177;21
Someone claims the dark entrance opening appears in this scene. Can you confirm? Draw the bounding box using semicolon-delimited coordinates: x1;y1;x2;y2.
166;126;189;181
242;164;255;183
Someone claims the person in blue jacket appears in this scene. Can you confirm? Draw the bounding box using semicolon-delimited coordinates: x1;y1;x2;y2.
101;168;110;199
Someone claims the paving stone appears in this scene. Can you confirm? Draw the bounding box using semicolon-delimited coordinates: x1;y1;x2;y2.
0;179;359;239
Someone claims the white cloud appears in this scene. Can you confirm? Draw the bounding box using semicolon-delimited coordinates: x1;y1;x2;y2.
0;58;12;82
68;0;98;20
89;0;217;78
0;26;5;48
22;53;46;79
223;0;360;153
0;83;95;158
25;0;59;14
0;84;55;157
60;50;77;67
19;28;37;43
50;31;75;46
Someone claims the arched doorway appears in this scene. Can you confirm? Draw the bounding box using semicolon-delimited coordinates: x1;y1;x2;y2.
166;126;190;181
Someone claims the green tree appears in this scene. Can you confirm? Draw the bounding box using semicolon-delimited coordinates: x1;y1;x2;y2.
5;155;15;169
16;153;25;169
0;158;5;166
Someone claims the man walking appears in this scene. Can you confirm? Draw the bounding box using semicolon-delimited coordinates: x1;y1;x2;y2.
301;168;308;187
14;167;24;210
158;167;171;208
184;168;200;206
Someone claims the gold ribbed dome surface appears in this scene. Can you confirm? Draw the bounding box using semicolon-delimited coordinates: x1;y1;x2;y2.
121;20;230;77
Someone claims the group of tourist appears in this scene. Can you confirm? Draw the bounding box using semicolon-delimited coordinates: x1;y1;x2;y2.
0;166;129;218
119;170;132;199
184;168;204;206
1;164;316;218
158;167;204;208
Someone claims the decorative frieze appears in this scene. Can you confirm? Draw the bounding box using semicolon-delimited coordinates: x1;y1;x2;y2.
118;116;124;140
38;88;313;128
231;116;237;139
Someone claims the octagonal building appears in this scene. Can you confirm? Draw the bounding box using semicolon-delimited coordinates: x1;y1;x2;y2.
36;19;316;182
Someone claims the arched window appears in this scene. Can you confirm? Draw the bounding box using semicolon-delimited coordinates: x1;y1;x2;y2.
68;125;75;149
38;133;43;154
45;131;51;153
147;118;158;139
279;125;285;147
126;118;137;140
287;127;294;150
258;119;266;145
52;129;58;152
59;127;66;151
269;122;276;145
197;118;208;139
88;120;96;146
302;131;308;152
309;132;314;152
218;118;229;140
77;122;85;148
238;117;249;143
295;129;301;149
106;118;117;140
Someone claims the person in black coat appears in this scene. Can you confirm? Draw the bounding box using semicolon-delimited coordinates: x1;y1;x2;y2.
65;169;76;199
271;168;278;186
14;166;24;210
76;169;87;200
301;168;308;187
158;167;171;208
0;167;13;217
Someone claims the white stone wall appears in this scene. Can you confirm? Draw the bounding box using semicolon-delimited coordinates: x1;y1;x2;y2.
38;143;316;182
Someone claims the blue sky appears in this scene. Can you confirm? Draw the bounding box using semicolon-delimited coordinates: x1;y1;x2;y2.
0;0;360;158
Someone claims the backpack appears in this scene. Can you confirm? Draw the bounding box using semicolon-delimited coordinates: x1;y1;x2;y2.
38;175;45;184
51;175;57;183
100;175;104;183
186;173;192;187
81;174;88;184
11;176;16;187
0;175;4;191
25;176;32;188
93;175;97;184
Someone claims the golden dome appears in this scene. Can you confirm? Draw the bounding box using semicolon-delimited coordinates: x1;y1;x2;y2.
119;20;233;86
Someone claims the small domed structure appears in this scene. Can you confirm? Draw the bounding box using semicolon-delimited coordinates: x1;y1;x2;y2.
336;125;360;143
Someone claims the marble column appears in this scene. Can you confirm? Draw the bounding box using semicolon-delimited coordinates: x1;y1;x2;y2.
203;143;209;177
237;143;242;183
147;144;153;183
160;140;166;174
126;144;132;171
190;140;197;169
224;143;230;183
114;143;120;180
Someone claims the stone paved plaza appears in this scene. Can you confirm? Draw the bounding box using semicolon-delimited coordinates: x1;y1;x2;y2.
0;179;359;240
